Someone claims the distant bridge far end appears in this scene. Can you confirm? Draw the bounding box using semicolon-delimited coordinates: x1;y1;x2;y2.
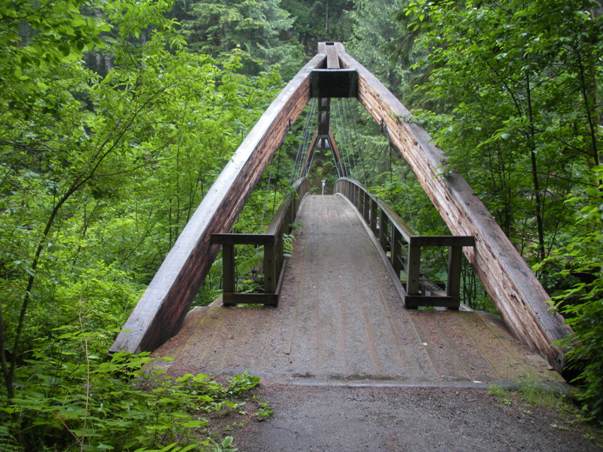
110;42;571;383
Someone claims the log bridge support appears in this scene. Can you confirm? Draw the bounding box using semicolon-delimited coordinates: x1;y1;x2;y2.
110;52;326;353
331;43;569;369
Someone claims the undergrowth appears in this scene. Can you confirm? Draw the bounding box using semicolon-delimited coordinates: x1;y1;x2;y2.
0;327;262;451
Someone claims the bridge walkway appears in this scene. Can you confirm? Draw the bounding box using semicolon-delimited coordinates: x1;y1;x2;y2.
154;194;559;387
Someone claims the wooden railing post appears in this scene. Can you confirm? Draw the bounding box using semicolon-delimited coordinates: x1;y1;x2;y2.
222;243;235;306
407;238;421;297
263;237;276;298
378;210;387;250
276;233;283;274
370;198;378;233
447;245;462;310
391;227;401;276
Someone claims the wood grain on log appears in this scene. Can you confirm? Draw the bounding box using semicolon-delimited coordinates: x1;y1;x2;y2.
111;54;326;353
336;44;569;369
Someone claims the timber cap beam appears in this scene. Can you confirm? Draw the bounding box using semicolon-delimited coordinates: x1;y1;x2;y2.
311;42;358;98
310;70;358;98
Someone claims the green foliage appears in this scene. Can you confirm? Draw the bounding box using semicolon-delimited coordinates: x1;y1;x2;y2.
488;384;513;406
227;372;261;396
400;0;602;418
489;378;572;412
348;0;419;94
0;336;259;450
180;0;305;77
0;0;280;448
255;401;273;421
404;0;601;256
281;0;353;54
538;168;603;421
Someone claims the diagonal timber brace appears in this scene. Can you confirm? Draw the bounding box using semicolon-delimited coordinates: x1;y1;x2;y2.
301;132;347;178
332;43;570;369
111;53;326;353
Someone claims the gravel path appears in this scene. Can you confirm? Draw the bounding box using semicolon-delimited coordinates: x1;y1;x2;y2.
235;384;600;452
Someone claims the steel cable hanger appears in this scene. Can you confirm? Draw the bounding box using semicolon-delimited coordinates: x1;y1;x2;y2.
293;102;312;178
262;115;295;227
340;99;361;181
292;99;316;181
334;99;355;179
344;98;368;184
336;99;354;178
344;101;362;181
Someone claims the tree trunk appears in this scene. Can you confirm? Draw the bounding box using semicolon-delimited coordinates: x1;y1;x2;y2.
525;71;546;262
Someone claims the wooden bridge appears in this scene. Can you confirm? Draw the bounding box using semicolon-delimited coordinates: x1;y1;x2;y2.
111;43;570;382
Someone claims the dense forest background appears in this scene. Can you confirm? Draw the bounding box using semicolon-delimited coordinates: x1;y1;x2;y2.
0;0;601;449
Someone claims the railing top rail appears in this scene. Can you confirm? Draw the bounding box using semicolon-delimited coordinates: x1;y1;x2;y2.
211;233;275;245
336;177;413;242
211;178;308;243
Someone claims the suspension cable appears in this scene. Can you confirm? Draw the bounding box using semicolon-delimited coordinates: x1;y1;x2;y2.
338;99;360;181
344;99;368;184
334;99;355;179
292;99;316;182
294;102;313;174
271;144;282;216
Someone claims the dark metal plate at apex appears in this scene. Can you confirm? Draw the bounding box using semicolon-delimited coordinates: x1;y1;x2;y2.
310;69;358;98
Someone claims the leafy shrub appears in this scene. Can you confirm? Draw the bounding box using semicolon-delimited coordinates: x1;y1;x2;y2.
0;328;260;450
544;168;603;423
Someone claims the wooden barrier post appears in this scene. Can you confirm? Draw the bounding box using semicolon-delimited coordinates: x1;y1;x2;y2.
222;243;235;307
370;199;378;233
407;238;421;297
263;238;276;300
378;210;387;250
447;245;463;309
391;228;402;276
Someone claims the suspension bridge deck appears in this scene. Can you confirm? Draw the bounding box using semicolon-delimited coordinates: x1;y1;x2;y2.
154;194;560;387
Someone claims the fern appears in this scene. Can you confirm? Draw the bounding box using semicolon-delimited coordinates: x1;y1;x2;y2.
0;426;20;452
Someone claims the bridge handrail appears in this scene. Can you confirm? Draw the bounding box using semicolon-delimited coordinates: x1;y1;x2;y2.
335;177;414;242
335;177;474;309
211;177;309;306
